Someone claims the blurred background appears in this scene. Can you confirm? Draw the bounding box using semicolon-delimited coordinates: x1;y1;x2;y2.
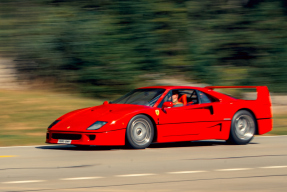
0;0;287;146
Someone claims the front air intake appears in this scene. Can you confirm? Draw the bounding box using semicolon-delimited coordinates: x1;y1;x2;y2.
52;133;81;140
88;135;96;140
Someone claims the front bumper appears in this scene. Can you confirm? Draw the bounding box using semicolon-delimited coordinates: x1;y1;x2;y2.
46;129;126;146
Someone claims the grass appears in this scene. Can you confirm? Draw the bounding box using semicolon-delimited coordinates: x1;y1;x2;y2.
269;114;287;135
0;89;103;146
0;89;286;146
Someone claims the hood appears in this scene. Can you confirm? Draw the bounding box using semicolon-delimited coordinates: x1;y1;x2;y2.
50;104;151;132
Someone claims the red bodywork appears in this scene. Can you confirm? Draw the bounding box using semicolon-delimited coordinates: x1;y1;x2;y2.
46;86;272;146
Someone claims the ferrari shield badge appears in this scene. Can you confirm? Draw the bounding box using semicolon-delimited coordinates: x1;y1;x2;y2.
155;109;160;116
67;126;70;129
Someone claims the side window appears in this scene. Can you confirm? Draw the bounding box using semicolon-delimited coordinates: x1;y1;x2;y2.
159;89;216;107
188;90;198;104
178;89;198;105
158;89;197;108
198;91;212;104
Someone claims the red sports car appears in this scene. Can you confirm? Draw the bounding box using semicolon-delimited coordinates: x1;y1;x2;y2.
46;86;272;149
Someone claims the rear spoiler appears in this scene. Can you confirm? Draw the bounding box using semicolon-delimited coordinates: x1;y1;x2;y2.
205;86;271;104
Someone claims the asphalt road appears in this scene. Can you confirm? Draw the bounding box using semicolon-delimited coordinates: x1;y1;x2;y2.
1;136;287;192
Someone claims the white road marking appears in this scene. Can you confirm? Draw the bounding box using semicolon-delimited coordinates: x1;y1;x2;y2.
61;177;103;180
2;164;287;184
3;180;45;184
259;165;287;169
215;168;253;172
115;173;156;177
167;170;207;174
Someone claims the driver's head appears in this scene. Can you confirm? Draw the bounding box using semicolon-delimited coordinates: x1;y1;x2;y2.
172;90;179;103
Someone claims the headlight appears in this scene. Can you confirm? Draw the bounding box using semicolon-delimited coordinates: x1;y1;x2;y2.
87;121;107;130
48;120;60;129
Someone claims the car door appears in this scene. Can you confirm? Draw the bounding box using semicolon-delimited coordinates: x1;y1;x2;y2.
156;89;221;142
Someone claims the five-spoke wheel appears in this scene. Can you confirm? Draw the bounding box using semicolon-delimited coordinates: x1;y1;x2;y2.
126;115;154;149
228;110;256;145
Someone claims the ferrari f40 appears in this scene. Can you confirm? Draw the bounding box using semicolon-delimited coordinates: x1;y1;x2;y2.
46;86;272;149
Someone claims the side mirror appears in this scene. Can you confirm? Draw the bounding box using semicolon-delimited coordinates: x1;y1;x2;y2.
103;101;109;105
162;101;173;109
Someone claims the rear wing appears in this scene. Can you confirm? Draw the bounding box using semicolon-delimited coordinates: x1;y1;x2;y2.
205;86;271;104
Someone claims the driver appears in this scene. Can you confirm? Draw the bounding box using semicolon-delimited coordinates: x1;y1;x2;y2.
172;90;183;107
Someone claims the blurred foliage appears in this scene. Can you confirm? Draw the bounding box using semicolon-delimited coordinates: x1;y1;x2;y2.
1;0;287;97
0;89;102;146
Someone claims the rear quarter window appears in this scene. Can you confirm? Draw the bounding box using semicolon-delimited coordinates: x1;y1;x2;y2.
198;91;219;103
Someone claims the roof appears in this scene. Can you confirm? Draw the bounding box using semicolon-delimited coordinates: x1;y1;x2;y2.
137;85;237;101
138;85;202;90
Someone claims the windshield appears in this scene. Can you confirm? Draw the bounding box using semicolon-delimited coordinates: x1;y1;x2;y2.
112;89;165;106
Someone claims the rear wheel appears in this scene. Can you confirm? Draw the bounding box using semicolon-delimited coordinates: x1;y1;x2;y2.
227;110;256;145
126;115;154;149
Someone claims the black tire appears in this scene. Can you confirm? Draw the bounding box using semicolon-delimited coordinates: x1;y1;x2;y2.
126;115;154;149
227;110;256;145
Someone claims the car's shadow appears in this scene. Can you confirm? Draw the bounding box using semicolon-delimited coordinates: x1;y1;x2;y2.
36;140;258;151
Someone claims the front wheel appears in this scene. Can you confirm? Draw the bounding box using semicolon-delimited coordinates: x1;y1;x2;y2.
126;115;154;149
227;110;256;145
